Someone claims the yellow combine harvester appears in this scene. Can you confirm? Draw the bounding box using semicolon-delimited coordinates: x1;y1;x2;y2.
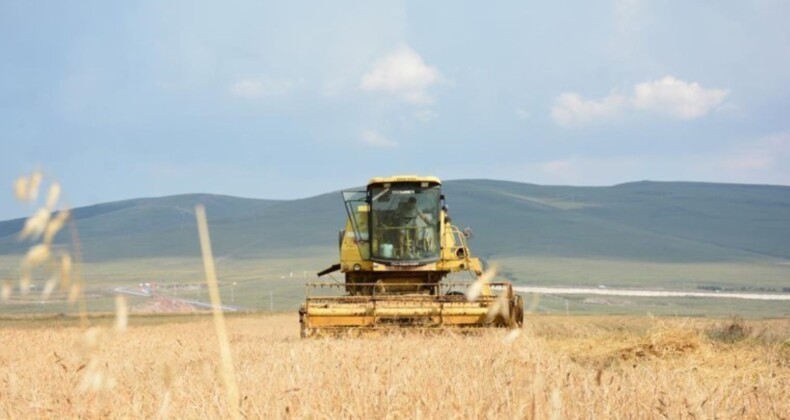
299;175;523;337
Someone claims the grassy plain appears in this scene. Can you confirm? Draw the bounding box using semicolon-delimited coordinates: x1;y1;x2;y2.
3;253;789;317
498;256;790;291
1;313;788;418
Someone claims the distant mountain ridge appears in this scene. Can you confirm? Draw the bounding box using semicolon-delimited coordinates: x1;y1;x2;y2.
1;180;789;263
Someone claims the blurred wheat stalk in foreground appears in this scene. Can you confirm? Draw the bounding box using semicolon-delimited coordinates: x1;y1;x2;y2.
6;171;77;308
3;173;240;417
195;204;241;420
5;171;129;396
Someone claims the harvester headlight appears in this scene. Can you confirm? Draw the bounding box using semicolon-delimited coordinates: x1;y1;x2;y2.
353;264;361;271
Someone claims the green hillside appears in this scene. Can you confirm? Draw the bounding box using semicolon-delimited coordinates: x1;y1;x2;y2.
1;180;789;263
443;180;790;262
0;194;286;260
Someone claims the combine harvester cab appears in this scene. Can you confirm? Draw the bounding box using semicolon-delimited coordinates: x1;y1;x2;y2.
299;175;523;337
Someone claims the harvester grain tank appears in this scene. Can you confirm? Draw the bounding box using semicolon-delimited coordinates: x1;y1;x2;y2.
299;175;523;336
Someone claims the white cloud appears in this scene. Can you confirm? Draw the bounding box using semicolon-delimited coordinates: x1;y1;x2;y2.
552;76;729;126
360;129;397;148
515;107;530;120
717;155;773;171
321;79;347;97
551;93;627;126
632;76;729;119
491;132;790;186
414;109;438;122
530;156;643;184
704;131;790;176
229;77;301;98
360;45;442;104
539;159;574;176
612;0;643;54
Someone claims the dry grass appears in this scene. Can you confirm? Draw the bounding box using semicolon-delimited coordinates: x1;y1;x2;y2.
0;314;787;419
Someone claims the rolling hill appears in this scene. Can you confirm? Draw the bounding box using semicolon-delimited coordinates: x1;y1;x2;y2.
1;180;789;264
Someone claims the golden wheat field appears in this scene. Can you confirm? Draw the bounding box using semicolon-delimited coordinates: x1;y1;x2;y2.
1;313;788;419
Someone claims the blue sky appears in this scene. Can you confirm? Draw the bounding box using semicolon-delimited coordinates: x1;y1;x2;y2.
1;1;789;219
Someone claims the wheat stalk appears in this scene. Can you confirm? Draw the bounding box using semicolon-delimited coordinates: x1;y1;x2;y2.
195;204;241;420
